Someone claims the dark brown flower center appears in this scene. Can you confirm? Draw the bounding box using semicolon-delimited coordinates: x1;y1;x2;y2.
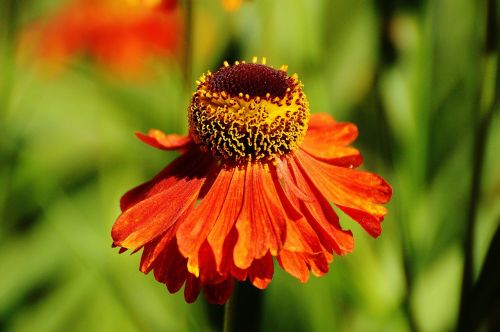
189;60;310;163
207;63;292;98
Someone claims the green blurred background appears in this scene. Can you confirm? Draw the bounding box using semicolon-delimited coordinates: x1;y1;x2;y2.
0;0;498;331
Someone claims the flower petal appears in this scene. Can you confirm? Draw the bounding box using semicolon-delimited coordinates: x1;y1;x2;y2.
294;150;392;237
207;167;245;270
176;167;235;277
203;278;234;305
277;250;310;283
152;237;189;294
136;129;193;151
302;113;362;167
287;156;354;255
184;274;202;303
234;163;288;269
112;150;215;250
119;149;211;212
305;113;358;145
248;253;274;289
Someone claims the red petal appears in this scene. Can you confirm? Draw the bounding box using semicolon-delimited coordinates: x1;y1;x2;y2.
136;129;193;151
140;231;170;274
302;113;362;167
119;149;212;212
152;238;189;294
112;150;215;250
249;253;274;289
184;274;202;303
294;150;392;237
203;278;235;305
176;167;234;277
197;240;225;284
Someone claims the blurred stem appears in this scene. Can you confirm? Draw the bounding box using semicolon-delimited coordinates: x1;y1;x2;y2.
183;0;193;91
458;0;498;329
223;282;263;332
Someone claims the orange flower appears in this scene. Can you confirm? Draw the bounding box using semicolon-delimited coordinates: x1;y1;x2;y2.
26;0;182;75
111;58;392;304
221;0;244;12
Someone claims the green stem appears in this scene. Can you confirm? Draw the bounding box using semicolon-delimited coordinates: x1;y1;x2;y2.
223;281;263;332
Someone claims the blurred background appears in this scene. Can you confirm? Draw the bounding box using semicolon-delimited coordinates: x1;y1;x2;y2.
0;0;498;331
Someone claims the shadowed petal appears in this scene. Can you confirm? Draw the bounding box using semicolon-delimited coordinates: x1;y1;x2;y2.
248;253;274;289
184;274;202;303
203;278;235;305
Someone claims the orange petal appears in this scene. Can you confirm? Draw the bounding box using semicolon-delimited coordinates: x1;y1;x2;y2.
306;113;358;145
287;156;354;255
206;167;245;271
112;150;215;249
249;253;274;289
234;163;286;269
120;149;211;211
277;250;310;283
302;113;362;167
140;227;173;274
294;150;392;237
136;129;193;151
203;278;234;305
177;167;235;277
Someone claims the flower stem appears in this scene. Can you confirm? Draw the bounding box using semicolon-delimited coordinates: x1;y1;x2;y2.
223;281;263;332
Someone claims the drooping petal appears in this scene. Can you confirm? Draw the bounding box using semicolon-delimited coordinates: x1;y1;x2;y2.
277;250;310;283
248;253;274;289
119;149;212;211
112;150;216;249
286;156;354;255
152;237;189;293
203;278;235;305
206;167;245;270
233;163;290;269
184;274;202;303
294;150;392;237
136;129;193;151
302;113;362;167
233;164;262;269
176;167;235;277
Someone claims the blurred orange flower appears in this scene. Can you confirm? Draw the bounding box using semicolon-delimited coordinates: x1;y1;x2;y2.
111;59;392;304
221;0;243;12
22;0;183;76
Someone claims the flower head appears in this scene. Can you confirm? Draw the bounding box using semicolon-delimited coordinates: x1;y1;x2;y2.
112;58;392;304
21;0;182;76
